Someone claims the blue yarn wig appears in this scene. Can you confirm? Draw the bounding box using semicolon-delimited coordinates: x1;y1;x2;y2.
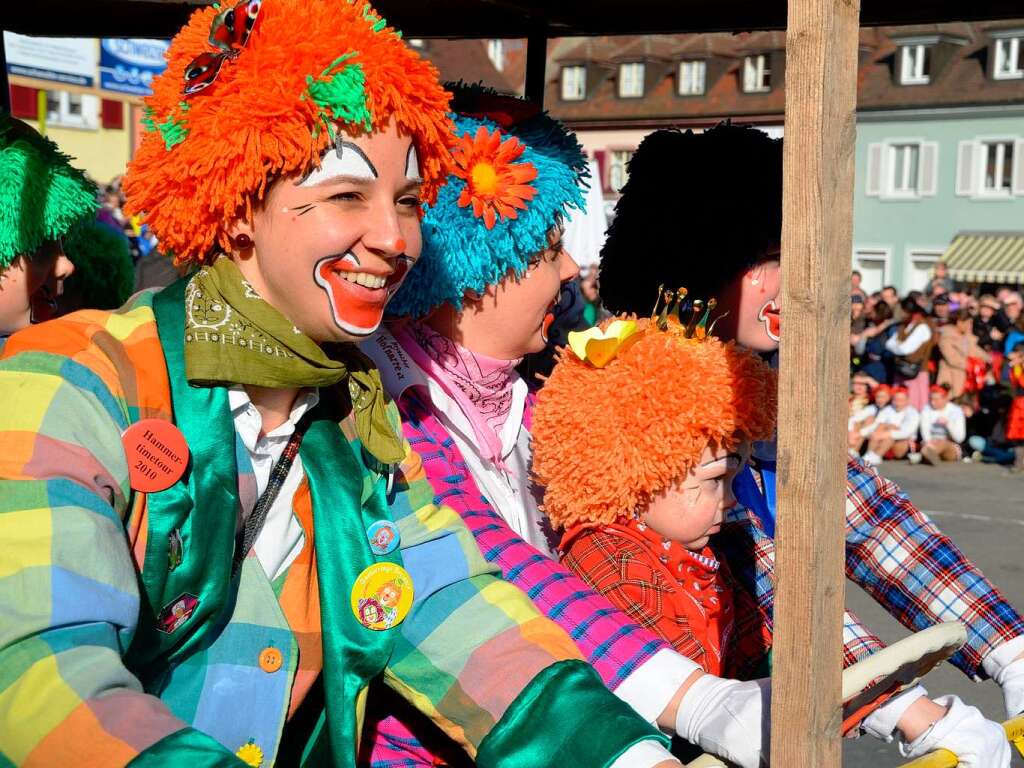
389;88;589;319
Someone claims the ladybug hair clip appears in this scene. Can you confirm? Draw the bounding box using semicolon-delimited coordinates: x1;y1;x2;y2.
183;0;262;96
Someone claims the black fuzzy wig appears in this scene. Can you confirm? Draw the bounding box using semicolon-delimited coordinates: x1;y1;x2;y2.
600;123;784;314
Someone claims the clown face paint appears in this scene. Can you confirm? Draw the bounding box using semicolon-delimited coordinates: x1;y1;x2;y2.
299;140;379;186
234;122;423;343
313;250;412;336
734;259;781;352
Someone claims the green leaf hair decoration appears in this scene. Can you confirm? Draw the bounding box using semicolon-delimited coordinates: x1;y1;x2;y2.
142;104;190;151
361;3;387;33
305;52;374;135
0;114;97;270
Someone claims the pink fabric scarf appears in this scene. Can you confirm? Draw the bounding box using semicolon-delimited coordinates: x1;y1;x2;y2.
394;321;522;470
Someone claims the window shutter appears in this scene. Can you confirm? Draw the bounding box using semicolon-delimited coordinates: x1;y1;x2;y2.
1013;139;1024;196
10;85;39;119
101;99;124;130
919;141;939;196
592;149;609;194
865;142;883;196
956;140;977;197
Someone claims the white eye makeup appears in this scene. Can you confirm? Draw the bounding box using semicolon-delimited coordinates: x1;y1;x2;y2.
405;145;420;180
298;141;379;187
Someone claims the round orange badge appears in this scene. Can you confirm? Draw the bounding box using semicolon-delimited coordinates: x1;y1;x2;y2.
121;419;189;492
258;646;283;673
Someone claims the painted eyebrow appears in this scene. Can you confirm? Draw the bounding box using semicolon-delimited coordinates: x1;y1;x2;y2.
296;141;379;186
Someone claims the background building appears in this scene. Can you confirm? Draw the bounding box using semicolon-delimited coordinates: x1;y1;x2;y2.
528;23;1024;291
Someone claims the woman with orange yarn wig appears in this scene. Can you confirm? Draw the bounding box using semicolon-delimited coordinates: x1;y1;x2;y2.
0;1;674;766
534;311;778;680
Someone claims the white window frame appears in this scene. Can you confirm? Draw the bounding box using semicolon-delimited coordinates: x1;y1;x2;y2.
993;34;1024;80
678;59;706;95
561;65;586;101
899;44;931;85
742;54;771;93
865;138;938;200
957;136;1024;198
888;142;922;196
486;39;505;72
980;139;1015;195
618;62;645;98
852;247;891;294
904;248;945;292
608;148;634;192
45;90;99;130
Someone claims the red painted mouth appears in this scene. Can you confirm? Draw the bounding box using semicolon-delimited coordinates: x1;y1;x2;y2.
757;299;781;342
313;253;411;336
542;312;555;344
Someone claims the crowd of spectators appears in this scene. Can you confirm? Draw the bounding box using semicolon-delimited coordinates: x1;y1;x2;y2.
849;263;1024;472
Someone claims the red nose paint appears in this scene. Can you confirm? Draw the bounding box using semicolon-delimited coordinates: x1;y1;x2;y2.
394;237;407;253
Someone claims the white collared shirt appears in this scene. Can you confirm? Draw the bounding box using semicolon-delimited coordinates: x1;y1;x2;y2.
229;385;319;581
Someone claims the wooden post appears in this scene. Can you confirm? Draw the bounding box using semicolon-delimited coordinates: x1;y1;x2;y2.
770;0;861;764
524;31;547;107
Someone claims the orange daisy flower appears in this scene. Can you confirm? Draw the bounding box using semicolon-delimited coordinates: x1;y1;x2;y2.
452;126;538;230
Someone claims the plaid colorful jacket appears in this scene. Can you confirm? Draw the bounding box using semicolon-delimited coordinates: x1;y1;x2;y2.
0;290;661;767
717;458;1024;678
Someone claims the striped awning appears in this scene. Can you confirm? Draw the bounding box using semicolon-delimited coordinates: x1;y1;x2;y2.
943;233;1024;284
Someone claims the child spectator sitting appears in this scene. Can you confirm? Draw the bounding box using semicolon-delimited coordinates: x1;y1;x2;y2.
862;386;920;466
532;312;777;675
916;385;967;465
848;373;878;454
851;383;891;457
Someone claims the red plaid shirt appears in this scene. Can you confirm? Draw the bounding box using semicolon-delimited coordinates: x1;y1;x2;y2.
562;523;772;677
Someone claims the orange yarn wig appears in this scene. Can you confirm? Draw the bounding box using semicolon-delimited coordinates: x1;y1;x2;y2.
123;0;454;266
532;317;778;530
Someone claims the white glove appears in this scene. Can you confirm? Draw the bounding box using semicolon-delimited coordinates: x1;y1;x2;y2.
900;695;1010;768
995;656;1024;717
674;675;770;768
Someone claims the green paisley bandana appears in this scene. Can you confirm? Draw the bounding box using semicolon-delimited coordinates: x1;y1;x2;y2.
184;257;404;464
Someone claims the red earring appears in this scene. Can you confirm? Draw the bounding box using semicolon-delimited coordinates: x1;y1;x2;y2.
233;233;253;250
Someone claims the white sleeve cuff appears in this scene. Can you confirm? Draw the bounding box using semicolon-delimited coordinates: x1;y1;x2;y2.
614;648;702;724
861;684;928;742
982;635;1024;679
608;739;679;768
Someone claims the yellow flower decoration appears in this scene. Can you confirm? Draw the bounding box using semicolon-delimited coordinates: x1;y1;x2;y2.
567;319;641;368
236;740;264;767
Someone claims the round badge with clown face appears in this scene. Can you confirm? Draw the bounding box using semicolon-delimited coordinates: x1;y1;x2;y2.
351;562;414;631
366;519;400;555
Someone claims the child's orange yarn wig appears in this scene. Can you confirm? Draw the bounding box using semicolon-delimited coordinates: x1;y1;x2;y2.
123;0;454;266
532;317;778;530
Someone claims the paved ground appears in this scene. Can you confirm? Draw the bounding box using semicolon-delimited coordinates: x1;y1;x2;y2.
842;459;1024;766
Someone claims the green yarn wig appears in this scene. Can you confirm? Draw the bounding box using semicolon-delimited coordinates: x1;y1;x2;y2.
389;85;589;319
0;114;98;270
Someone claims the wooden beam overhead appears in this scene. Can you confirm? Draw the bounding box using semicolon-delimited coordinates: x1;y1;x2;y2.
769;0;860;763
2;0;1022;38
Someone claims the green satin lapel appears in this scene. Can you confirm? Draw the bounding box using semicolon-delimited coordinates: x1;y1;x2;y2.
299;409;399;766
126;278;241;682
137;280;401;766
